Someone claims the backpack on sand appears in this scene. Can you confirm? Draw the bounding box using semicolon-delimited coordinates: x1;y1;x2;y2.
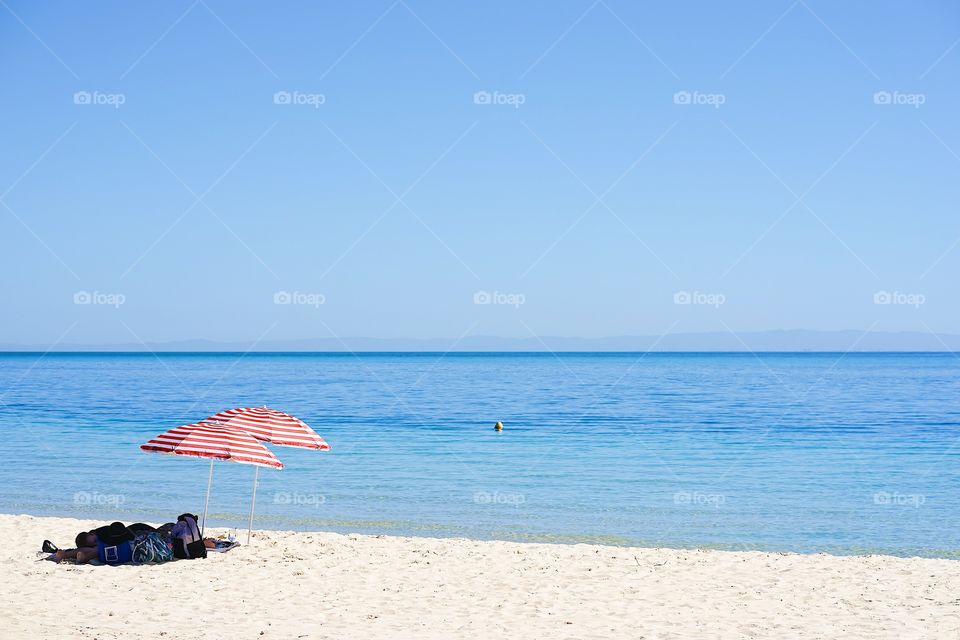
171;513;207;560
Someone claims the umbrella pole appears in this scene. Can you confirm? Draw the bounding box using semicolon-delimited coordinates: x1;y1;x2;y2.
247;466;260;545
201;459;214;536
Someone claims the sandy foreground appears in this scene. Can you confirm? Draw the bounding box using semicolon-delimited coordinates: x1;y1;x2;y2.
2;515;958;639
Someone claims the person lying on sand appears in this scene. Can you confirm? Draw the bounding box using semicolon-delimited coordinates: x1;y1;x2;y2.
46;521;219;563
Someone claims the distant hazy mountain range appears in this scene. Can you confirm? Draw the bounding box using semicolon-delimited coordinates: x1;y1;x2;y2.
2;330;959;352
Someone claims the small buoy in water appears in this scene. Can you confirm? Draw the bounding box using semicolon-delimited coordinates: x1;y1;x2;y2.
494;421;503;431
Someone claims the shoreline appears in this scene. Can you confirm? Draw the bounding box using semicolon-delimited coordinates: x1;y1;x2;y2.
7;508;956;561
5;513;959;639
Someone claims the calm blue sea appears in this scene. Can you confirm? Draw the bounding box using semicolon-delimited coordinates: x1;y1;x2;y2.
0;352;957;558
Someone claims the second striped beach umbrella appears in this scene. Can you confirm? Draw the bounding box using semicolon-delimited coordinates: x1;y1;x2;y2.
202;407;330;542
203;406;331;450
140;422;284;534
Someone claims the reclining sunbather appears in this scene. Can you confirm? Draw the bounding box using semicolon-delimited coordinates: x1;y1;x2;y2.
46;520;218;564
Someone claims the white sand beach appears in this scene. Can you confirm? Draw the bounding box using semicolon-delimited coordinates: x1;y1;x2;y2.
3;514;958;639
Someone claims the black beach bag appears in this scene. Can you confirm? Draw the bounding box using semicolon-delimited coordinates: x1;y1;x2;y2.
171;513;206;559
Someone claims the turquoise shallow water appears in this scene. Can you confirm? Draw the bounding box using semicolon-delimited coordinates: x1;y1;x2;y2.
0;352;958;557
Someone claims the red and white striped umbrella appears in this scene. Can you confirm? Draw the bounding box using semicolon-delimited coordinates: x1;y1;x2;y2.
140;423;284;534
199;407;330;544
140;422;284;469
202;406;330;450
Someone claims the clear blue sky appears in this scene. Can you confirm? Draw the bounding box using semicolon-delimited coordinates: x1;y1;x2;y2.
1;1;958;346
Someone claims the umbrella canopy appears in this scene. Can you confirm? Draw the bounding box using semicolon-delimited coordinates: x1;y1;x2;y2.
202;406;330;450
141;422;284;469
